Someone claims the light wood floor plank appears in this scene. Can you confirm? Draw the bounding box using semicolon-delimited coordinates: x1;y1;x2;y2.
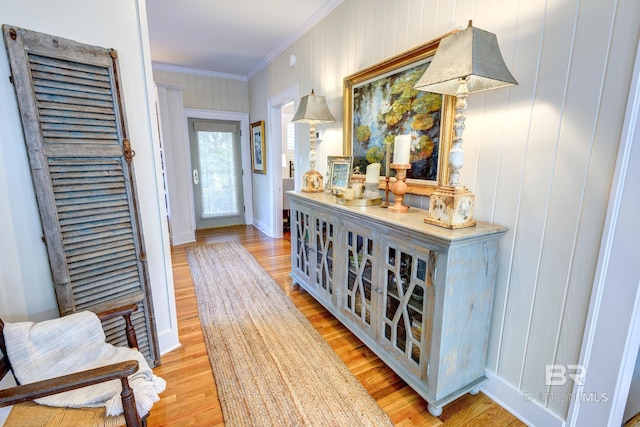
148;225;525;426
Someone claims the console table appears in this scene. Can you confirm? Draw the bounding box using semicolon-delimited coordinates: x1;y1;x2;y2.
288;191;507;416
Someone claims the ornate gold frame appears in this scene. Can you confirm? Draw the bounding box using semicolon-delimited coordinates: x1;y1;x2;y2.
343;33;456;196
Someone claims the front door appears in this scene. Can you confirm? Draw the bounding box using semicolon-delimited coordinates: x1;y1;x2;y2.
188;118;244;229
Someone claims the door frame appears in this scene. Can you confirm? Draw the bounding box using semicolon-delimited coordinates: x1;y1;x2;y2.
566;39;640;426
183;109;253;228
268;84;298;238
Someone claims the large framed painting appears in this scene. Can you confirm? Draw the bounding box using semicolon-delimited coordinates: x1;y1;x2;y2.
343;33;456;196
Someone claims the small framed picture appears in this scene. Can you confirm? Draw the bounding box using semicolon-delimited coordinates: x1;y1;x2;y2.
327;156;353;192
250;120;266;174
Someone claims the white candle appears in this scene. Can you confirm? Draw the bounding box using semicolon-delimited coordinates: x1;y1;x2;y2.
365;163;381;183
393;135;411;165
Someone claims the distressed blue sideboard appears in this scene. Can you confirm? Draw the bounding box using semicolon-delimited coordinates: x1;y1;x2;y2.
288;191;507;416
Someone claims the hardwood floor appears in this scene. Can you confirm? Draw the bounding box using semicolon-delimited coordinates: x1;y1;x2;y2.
148;225;524;427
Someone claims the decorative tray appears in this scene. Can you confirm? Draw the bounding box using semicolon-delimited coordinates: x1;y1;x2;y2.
336;197;382;206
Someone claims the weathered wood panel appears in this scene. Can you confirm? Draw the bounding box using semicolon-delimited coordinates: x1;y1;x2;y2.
3;24;159;366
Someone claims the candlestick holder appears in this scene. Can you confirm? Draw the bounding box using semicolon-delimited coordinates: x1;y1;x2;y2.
380;176;391;208
388;164;410;213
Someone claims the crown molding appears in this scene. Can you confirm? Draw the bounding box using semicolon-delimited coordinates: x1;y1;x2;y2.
152;0;344;82
152;62;248;81
247;0;344;80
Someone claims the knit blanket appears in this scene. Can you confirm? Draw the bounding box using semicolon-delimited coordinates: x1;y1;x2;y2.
3;310;166;418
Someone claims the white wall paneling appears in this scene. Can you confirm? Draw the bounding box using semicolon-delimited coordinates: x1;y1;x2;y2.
567;38;640;427
248;0;640;423
0;0;180;355
153;69;249;113
267;85;298;238
156;83;196;246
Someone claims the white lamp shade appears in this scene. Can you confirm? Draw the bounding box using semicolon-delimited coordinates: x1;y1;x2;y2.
414;22;518;95
292;89;336;123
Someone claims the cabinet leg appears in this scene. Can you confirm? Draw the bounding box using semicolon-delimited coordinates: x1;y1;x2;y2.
427;403;442;417
469;386;480;395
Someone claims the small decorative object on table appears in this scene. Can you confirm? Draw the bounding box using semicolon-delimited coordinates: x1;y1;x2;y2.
351;166;365;199
364;163;381;200
388;135;411;213
336;165;381;206
389;164;410;212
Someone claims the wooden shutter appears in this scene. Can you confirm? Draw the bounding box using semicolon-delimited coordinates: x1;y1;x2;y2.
3;25;159;366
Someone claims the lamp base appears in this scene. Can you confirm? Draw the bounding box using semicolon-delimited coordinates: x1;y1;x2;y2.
424;186;476;229
302;169;324;193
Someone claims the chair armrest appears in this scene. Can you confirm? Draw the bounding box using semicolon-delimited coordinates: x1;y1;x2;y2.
96;304;138;322
0;360;138;407
96;304;139;349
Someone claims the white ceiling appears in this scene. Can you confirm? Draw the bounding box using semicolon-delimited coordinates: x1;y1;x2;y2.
146;0;343;79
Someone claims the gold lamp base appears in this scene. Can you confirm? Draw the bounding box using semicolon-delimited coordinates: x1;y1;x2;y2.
302;169;324;193
424;186;476;229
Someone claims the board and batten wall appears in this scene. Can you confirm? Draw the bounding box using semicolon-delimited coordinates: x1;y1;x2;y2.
248;0;640;422
152;69;249;113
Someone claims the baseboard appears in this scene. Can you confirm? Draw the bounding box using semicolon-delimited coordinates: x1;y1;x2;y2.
170;230;195;246
157;329;181;355
481;370;566;427
252;219;273;238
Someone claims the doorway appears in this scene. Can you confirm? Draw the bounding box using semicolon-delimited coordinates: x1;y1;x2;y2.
188;118;244;229
268;84;298;238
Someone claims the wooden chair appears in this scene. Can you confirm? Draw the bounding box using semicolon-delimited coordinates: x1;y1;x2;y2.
0;305;147;427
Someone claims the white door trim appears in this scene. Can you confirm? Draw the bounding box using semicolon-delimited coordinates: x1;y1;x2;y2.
567;38;640;426
268;84;298;238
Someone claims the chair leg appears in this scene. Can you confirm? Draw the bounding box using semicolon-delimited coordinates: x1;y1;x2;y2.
120;377;140;427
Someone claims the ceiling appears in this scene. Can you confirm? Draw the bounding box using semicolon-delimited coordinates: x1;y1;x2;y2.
146;0;343;79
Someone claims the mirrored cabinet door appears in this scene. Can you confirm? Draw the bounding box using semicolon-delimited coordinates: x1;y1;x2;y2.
292;207;311;283
381;239;437;379
342;221;378;337
312;214;336;302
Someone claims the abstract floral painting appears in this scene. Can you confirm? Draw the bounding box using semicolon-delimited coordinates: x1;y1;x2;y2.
351;58;443;182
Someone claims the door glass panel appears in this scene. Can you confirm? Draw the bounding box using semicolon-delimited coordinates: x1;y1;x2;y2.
197;129;239;218
189;119;244;229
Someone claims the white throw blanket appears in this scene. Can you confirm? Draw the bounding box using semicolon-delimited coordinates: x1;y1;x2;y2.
3;310;166;418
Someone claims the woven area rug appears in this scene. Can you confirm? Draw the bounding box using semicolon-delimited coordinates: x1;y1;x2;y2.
186;241;394;427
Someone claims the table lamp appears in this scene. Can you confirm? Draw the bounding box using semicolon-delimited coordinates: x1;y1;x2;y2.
292;89;336;192
414;21;518;228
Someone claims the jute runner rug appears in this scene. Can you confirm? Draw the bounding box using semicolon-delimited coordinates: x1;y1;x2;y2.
186;241;394;427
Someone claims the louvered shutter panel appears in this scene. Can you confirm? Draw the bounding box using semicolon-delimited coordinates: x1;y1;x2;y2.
3;25;159;366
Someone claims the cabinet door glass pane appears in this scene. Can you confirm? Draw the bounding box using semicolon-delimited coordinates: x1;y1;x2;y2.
314;218;334;296
293;209;311;278
383;244;436;377
345;230;374;326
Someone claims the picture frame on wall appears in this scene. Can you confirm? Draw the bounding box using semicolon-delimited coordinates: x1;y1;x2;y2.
343;33;456;196
250;120;266;174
